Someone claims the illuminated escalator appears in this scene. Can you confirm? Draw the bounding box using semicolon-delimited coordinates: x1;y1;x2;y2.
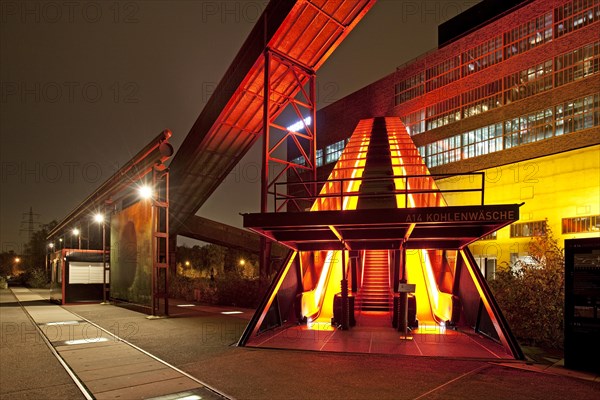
405;250;454;328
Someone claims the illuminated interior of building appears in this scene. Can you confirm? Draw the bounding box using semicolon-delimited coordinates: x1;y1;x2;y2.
240;117;524;359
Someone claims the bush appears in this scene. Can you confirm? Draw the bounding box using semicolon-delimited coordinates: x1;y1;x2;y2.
489;224;564;349
214;272;268;308
23;268;49;289
169;271;268;308
170;274;217;304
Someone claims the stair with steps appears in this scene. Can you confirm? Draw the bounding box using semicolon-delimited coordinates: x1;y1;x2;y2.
357;250;393;311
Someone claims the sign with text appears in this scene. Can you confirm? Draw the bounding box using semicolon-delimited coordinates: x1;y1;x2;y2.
404;209;517;223
398;283;416;293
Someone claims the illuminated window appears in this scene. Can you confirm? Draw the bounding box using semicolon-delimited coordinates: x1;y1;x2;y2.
555;94;599;135
291;155;305;166
562;215;600;233
504;108;554;148
426;95;461;130
325;140;346;164
395;72;425;106
504;12;553;59
398;5;597;97
554;0;600;38
426;56;461;92
462;36;503;76
462;80;503;118
510;221;547;238
316;149;323;167
504;60;553;103
422;92;599;169
480;232;497;241
402;109;426;136
555;41;600;86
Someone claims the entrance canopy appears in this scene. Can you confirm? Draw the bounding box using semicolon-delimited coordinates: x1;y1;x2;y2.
244;204;520;251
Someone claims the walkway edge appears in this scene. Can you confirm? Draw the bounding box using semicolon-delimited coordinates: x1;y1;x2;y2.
10;288;94;400
67;308;235;400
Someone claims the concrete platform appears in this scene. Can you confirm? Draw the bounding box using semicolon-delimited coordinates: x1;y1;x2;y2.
5;288;224;400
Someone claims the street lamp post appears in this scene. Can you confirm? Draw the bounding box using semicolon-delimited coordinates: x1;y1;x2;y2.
47;243;54;277
72;228;81;250
94;213;108;304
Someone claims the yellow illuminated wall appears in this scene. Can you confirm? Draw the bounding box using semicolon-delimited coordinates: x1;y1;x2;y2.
436;145;600;268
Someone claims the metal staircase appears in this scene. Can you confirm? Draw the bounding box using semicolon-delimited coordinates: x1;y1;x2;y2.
358;250;392;311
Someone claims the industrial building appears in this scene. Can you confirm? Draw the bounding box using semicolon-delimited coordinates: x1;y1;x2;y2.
293;0;599;273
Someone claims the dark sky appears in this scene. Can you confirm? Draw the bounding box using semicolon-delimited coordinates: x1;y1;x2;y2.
1;0;480;252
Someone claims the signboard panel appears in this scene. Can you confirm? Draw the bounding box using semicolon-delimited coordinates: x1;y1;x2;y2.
397;283;416;293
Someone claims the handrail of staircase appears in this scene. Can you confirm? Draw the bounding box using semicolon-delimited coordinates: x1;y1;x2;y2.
274;172;485;212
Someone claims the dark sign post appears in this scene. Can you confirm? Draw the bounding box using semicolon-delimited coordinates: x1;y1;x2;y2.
564;238;600;373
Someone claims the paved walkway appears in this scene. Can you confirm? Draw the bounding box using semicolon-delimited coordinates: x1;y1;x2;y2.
2;287;599;400
3;288;226;400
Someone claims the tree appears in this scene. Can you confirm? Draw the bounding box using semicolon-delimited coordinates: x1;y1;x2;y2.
0;251;19;277
489;221;565;348
22;221;57;272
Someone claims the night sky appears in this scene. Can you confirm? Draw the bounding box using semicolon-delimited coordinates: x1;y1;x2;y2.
1;0;480;252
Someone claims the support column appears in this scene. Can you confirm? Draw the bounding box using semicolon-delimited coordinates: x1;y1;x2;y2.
260;50;271;279
259;48;317;277
398;245;408;333
340;248;349;330
151;165;169;317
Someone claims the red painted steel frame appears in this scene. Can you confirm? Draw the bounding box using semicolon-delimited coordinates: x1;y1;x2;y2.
151;166;170;317
262;49;317;214
168;0;377;234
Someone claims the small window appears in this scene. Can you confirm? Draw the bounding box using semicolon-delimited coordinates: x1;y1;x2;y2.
510;220;547;237
480;232;497;240
562;215;600;233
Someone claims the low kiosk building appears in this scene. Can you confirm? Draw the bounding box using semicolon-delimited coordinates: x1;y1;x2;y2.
49;249;109;305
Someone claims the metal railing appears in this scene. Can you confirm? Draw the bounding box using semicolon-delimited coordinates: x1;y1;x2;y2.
273;172;485;212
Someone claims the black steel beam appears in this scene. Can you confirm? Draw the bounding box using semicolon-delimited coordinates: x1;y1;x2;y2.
178;215;287;257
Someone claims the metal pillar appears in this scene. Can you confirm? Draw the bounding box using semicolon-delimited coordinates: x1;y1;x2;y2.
340;248;349;330
260;48;317;277
101;217;107;304
151;165;170;317
398;245;408;334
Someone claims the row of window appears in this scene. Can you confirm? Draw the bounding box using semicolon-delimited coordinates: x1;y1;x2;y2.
555;0;599;38
563;215;600;233
291;139;347;168
479;215;599;239
504;12;553;60
294;91;598;170
395;0;599;105
420;94;599;168
403;41;599;135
